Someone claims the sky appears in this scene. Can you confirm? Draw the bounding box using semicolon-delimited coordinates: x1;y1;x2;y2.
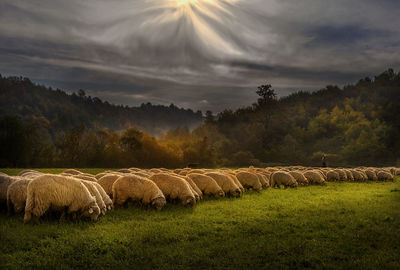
1;0;399;112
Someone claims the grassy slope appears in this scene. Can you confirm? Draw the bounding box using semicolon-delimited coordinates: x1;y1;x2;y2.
0;170;399;270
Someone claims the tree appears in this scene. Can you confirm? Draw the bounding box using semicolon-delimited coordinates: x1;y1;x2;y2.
256;84;278;149
205;111;215;125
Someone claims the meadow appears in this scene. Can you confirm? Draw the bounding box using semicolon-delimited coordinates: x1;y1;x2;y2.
1;169;399;270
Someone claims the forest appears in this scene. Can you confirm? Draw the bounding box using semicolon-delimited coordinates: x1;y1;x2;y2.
0;69;399;168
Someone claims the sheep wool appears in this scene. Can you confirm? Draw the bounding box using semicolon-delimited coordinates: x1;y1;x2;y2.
97;174;122;196
7;179;31;214
377;171;393;181
24;175;100;223
288;171;309;185
149;173;197;206
186;173;225;198
234;171;262;191
271;171;298;188
205;172;241;197
0;175;22;204
303;171;326;185
113;175;166;210
80;180;107;215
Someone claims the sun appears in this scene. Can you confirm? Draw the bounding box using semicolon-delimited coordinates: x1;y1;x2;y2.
175;0;198;7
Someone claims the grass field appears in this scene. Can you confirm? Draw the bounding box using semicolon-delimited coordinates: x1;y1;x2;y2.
1;169;399;269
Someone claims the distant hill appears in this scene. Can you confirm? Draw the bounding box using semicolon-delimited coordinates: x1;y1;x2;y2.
0;75;203;135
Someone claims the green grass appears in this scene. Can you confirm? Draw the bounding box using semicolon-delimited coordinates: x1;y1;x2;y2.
1;170;399;270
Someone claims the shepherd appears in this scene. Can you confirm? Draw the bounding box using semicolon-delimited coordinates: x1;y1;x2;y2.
321;154;327;167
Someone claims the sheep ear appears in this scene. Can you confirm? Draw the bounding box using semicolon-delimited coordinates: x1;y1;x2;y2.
88;208;93;214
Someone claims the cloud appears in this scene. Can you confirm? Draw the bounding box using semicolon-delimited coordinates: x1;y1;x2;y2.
0;0;399;112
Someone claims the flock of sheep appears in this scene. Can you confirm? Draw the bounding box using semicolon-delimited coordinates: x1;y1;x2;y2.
0;166;398;224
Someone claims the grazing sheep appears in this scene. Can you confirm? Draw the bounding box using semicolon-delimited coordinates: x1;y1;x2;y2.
377;171;394;181
72;174;97;182
0;175;22;206
333;169;348;181
343;169;354;181
112;175;166;210
205;172;241;197
187;173;225;198
90;182;113;211
288;171;309;186
365;169;378;181
189;169;206;174
271;171;298;188
255;173;269;189
350;170;363;181
117;169;132;173
62;169;83;175
132;171;153;178
303;171;326;185
326;170;340;182
17;169;39;176
80;180;107;215
179;175;202;201
235;171;262;191
149;173;197;205
7;179;31;214
24;175;100;223
20;171;43;180
97;174;121;197
95;172;108;180
225;173;245;193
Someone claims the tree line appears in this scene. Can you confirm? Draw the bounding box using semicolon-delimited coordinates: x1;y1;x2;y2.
0;69;399;168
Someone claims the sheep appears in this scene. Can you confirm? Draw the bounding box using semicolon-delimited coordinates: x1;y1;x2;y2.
117;169;132;173
80;180;107;215
97;174;122;197
24;175;100;223
303;171;326;185
377;171;394;181
95;172;108;180
350;170;364;181
224;172;245;193
90;181;113;211
189;169;206;174
132;171;153;178
179;175;203;201
365;169;378;181
149;173;196;206
0;174;22;207
7;179;31;214
186;173;225;198
17;169;39;176
112;175;166;210
343;169;354;181
20;171;44;180
204;172;241;197
62;169;83;175
72;174;97;182
271;171;298;188
234;171;262;191
255;173;269;189
326;170;340;182
288;171;309;185
333;169;348;181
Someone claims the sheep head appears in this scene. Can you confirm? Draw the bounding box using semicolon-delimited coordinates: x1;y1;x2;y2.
182;196;196;206
152;196;166;211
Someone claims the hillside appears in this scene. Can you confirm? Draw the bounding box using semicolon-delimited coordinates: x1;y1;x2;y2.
174;69;400;167
0;75;203;135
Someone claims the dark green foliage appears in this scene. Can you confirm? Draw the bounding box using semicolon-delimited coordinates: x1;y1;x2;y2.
0;75;203;135
198;69;400;167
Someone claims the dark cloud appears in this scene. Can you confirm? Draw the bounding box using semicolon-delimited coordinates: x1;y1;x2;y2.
0;0;399;112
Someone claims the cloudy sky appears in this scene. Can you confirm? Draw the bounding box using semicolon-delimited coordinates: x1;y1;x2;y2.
1;0;399;112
